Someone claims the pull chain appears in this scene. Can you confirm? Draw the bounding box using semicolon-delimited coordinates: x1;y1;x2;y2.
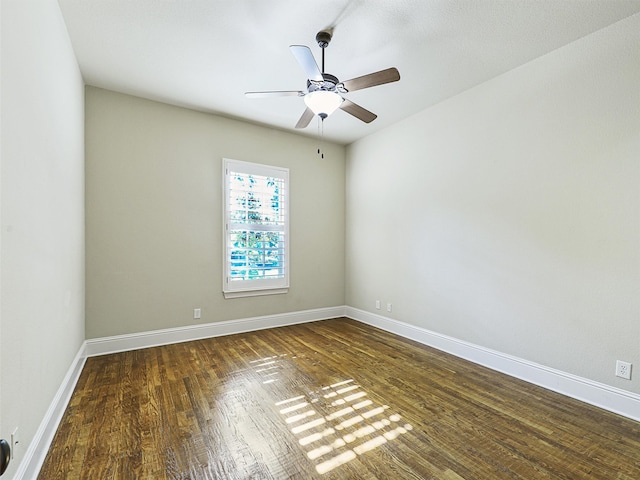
321;117;324;159
317;116;325;159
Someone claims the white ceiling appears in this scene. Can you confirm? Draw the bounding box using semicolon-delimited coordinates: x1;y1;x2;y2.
58;0;640;145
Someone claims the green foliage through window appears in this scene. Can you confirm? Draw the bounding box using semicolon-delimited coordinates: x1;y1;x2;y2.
227;170;286;281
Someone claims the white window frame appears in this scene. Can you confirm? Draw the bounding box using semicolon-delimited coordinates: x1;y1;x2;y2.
222;158;289;298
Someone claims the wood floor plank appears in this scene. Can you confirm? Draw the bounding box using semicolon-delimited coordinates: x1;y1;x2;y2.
38;318;640;479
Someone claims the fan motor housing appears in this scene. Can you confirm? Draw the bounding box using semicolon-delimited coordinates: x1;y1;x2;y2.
307;73;339;93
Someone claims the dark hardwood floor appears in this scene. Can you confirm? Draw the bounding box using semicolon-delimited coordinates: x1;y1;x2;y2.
38;318;640;479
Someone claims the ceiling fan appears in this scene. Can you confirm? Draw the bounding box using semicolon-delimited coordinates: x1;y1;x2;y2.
245;30;400;129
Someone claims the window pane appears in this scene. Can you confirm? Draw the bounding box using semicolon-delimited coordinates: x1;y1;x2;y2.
228;230;285;280
229;172;285;226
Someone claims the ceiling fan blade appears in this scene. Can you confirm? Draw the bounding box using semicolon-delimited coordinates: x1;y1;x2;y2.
245;90;303;98
295;107;315;129
290;45;323;82
340;99;377;123
341;67;400;92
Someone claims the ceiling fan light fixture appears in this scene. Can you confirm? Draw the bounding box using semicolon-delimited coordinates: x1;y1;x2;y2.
247;31;400;129
304;90;343;118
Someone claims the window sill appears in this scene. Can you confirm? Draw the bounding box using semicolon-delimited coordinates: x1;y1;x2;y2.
223;287;289;299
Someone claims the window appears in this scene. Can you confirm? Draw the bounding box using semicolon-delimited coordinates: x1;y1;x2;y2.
223;159;289;298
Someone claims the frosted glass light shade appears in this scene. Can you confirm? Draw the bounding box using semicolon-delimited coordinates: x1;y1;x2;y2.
304;91;344;117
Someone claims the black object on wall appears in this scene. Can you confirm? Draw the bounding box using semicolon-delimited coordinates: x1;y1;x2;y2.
0;439;10;476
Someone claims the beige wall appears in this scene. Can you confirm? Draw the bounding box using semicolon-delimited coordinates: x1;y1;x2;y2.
85;87;345;339
0;0;85;475
346;14;640;394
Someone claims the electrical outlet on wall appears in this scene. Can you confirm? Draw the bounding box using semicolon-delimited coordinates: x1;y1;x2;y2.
615;360;632;380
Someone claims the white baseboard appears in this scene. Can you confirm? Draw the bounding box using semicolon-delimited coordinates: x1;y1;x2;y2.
13;343;87;480
18;306;345;478
85;306;347;357
346;306;640;423
20;305;640;479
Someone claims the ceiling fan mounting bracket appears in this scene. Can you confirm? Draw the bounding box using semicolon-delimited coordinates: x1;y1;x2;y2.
315;31;332;49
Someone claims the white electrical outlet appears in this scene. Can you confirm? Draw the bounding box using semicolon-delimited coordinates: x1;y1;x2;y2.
193;308;201;319
375;300;381;310
615;360;632;380
386;303;392;312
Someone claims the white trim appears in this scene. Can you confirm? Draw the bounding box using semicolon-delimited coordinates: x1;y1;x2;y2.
19;306;640;478
17;307;345;478
345;306;640;423
223;287;289;299
85;306;346;357
13;343;87;480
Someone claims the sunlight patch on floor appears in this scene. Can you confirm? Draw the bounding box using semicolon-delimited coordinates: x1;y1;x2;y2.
275;378;414;474
250;354;290;384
